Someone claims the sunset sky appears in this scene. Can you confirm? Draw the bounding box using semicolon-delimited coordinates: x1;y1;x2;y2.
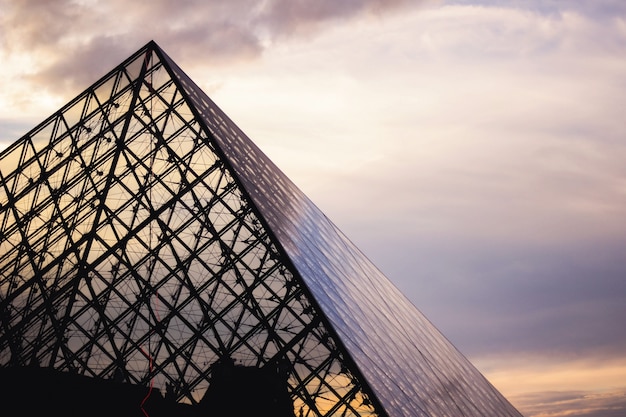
1;1;625;416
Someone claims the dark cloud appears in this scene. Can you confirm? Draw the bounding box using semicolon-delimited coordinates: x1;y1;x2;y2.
1;0;422;96
26;35;140;96
27;26;263;96
255;0;414;38
1;0;85;51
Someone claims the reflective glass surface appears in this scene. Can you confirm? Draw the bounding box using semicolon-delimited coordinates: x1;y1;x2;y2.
161;48;522;417
0;42;522;417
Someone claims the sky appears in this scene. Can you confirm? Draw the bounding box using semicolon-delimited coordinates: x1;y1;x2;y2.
1;0;626;416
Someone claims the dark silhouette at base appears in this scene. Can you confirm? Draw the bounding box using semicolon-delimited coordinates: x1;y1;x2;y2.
199;357;296;417
0;362;296;417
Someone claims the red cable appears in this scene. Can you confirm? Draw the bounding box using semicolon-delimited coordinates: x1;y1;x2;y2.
139;347;154;417
139;348;154;417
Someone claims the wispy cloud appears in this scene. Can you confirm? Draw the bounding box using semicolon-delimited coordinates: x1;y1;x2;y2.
513;390;626;417
478;355;626;416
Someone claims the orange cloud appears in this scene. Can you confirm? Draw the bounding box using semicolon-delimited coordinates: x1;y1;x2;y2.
475;355;626;416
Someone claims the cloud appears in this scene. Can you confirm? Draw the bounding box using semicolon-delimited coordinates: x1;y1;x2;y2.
27;35;140;96
254;0;417;38
521;390;626;417
479;356;626;416
515;391;626;417
359;233;626;360
486;356;626;417
445;0;626;20
0;0;426;98
509;390;626;417
256;4;626;248
0;0;83;51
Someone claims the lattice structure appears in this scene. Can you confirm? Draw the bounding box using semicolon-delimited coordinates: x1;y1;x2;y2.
0;42;523;417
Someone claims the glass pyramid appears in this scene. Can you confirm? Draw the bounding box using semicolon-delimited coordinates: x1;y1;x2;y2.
0;41;523;417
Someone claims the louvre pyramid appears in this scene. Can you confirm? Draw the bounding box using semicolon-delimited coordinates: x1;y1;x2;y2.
0;41;522;417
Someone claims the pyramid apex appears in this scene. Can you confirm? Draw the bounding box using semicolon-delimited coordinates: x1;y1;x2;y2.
145;39;161;51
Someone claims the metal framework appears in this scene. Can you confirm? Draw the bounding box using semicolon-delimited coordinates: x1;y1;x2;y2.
0;43;373;416
0;42;523;417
